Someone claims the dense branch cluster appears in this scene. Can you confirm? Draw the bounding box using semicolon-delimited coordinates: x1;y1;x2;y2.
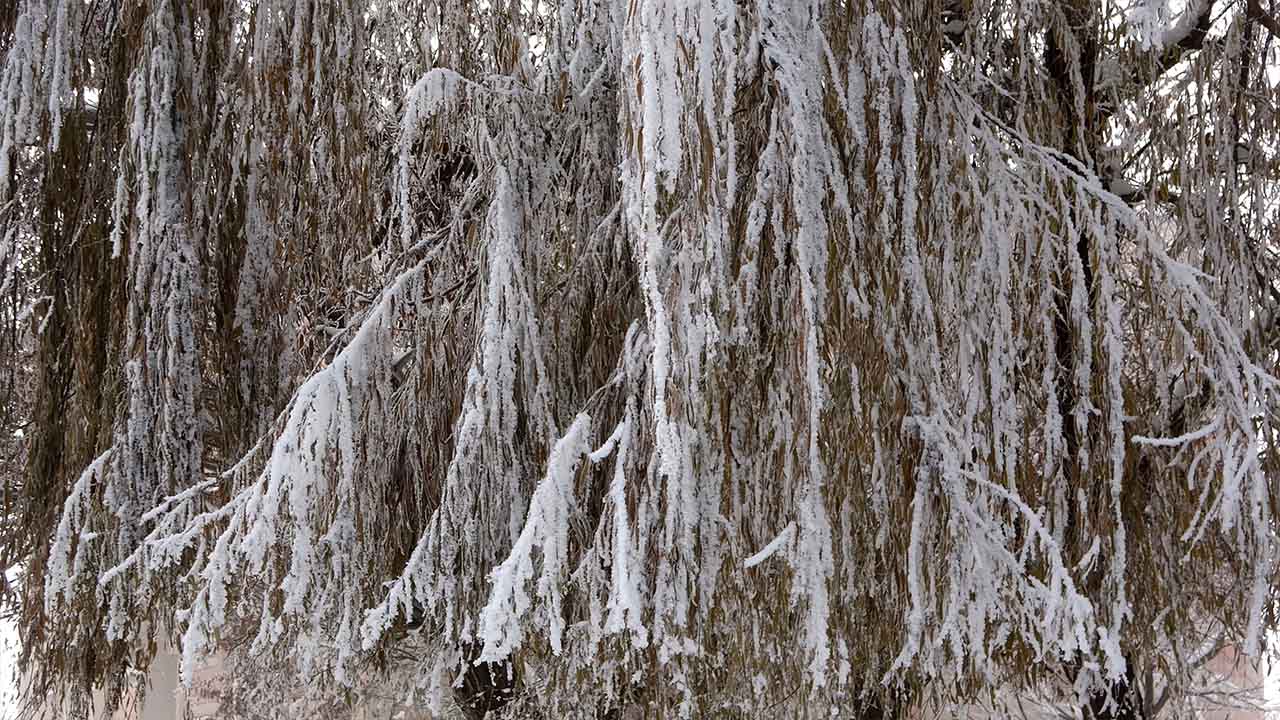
1;0;1278;718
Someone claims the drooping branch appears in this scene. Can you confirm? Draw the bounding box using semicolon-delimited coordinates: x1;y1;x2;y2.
1247;0;1280;37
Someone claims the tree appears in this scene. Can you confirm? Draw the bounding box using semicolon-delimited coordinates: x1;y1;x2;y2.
1;0;1278;718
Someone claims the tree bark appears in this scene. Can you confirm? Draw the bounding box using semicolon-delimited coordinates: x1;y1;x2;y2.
1044;7;1147;720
